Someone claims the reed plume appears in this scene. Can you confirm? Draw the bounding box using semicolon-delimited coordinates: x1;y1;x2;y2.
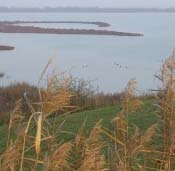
72;121;107;171
0;138;23;171
43;142;72;171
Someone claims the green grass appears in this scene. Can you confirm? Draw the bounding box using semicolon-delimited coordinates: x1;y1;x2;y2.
57;99;158;142
0;99;159;152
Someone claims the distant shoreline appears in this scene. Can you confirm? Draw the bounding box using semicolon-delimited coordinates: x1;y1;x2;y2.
0;21;143;37
1;7;175;13
0;45;14;51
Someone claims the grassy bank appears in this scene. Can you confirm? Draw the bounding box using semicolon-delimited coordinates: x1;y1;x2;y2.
0;98;157;151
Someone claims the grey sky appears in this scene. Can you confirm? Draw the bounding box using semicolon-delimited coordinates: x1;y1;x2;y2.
1;0;175;8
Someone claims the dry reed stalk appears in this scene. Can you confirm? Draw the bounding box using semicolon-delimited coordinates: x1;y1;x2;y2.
38;58;53;102
20;112;35;171
35;112;43;169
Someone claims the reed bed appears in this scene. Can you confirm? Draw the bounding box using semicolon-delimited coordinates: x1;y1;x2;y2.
1;51;175;170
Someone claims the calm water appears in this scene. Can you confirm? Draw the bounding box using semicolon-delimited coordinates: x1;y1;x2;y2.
0;12;175;93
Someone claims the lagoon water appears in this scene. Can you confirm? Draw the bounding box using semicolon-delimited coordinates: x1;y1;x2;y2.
0;12;175;93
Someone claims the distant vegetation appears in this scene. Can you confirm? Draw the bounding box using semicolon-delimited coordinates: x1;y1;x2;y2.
1;51;175;170
0;78;124;123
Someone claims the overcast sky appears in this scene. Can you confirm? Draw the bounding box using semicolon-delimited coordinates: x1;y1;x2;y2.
1;0;175;8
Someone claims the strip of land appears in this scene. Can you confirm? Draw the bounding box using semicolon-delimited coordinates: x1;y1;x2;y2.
0;45;14;51
4;21;111;27
0;21;143;37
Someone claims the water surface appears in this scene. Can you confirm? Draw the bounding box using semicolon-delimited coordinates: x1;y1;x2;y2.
0;13;174;93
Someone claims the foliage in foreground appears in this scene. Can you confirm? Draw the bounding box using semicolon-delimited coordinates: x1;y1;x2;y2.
1;51;175;170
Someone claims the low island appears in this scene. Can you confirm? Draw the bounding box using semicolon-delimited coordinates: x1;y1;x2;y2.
0;45;14;51
0;21;144;37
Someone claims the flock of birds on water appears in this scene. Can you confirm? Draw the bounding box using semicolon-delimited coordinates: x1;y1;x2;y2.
113;62;128;69
82;62;128;69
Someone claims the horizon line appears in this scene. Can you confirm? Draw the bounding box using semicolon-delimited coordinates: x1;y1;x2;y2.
0;6;175;9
